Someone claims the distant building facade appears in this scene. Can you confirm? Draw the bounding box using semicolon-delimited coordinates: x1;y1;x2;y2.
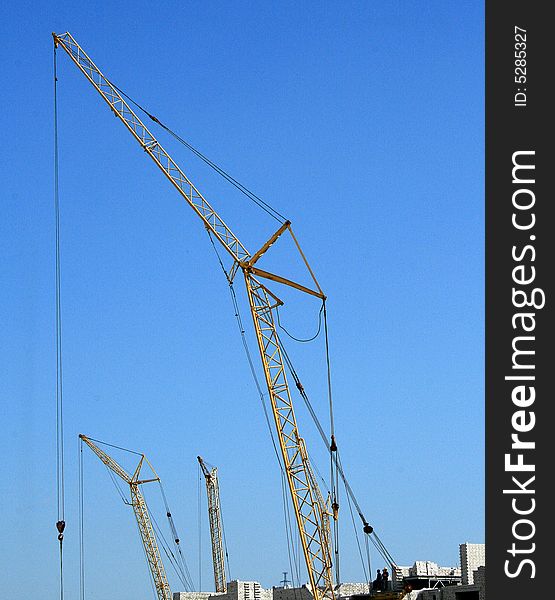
392;561;460;591
459;543;485;585
174;543;486;600
174;581;273;600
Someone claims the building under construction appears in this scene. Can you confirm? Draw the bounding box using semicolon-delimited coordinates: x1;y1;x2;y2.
173;574;485;600
174;581;377;600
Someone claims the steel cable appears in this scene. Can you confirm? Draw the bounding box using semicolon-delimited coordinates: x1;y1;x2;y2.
53;43;66;600
109;82;287;224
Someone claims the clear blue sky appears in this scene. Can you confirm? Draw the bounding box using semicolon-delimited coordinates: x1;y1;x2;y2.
1;2;483;598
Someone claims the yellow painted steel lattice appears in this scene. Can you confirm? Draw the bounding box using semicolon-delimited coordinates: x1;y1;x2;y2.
80;435;172;600
56;32;335;600
198;457;227;593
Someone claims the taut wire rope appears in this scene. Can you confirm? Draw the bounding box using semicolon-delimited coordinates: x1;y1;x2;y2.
53;41;66;600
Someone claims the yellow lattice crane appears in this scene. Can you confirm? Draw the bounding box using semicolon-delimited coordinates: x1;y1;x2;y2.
197;456;227;593
55;32;335;600
79;434;172;600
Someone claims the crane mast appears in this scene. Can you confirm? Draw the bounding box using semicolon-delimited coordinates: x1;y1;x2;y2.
198;457;227;593
79;434;172;600
56;32;334;600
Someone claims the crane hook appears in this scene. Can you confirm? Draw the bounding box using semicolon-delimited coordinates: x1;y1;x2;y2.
56;520;66;542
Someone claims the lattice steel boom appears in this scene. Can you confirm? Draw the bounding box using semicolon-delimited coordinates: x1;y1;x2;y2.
57;33;334;600
198;457;227;593
79;435;172;600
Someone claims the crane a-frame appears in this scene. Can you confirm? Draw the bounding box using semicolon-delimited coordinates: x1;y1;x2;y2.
198;456;227;593
79;434;172;600
55;31;334;600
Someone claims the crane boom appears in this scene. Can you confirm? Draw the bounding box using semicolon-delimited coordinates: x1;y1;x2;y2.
53;32;248;263
243;275;333;593
57;33;334;600
79;435;172;600
198;457;227;593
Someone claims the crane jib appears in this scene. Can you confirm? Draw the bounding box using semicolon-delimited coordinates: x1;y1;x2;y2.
57;32;336;600
52;31;250;264
79;435;172;600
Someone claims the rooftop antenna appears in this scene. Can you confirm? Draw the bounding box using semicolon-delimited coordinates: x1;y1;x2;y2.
280;572;292;589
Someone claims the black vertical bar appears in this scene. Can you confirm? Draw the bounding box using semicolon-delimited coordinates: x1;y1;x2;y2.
486;1;549;597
